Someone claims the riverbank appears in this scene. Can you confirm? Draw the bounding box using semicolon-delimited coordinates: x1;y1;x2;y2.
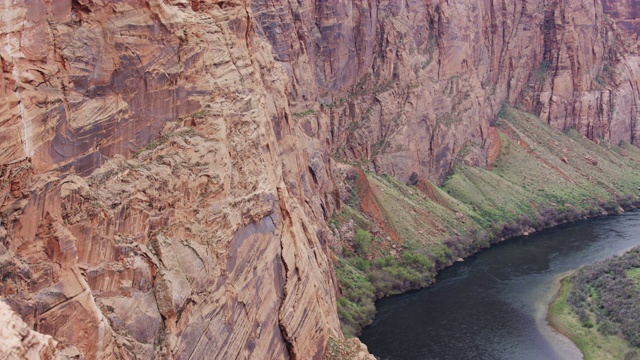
547;249;640;360
548;278;634;360
359;212;640;358
331;106;640;336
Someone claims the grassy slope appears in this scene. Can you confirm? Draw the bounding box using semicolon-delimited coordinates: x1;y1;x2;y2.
333;106;640;335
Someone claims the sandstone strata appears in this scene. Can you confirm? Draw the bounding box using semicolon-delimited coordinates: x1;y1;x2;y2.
0;300;79;360
2;1;340;358
253;0;640;183
0;0;639;359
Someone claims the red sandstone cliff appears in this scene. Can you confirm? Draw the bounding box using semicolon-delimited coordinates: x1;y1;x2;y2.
0;0;639;359
1;1;340;358
253;0;640;183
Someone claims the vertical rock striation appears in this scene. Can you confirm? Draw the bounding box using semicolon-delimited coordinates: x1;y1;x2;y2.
0;0;639;358
1;1;339;358
253;0;640;183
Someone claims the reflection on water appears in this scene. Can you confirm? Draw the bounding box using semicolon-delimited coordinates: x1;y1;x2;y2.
359;211;640;360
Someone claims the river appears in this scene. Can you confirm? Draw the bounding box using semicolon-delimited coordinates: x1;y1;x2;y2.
359;211;640;360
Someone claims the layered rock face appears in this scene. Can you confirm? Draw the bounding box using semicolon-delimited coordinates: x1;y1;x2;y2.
0;300;79;359
1;1;339;359
0;0;639;359
253;0;640;183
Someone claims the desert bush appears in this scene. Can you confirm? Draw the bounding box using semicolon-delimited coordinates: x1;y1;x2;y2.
427;244;452;269
568;247;640;346
443;236;464;259
585;202;605;217
561;206;582;223
624;350;640;360
618;195;640;211
599;319;621;336
400;252;434;274
535;208;559;230
473;230;491;250
584;320;595;328
335;261;376;336
353;228;372;257
350;257;371;272
337;296;375;337
368;253;435;297
499;221;521;239
600;200;620;214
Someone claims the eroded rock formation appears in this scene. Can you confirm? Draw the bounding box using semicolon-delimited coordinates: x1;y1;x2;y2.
1;1;339;358
253;0;640;183
0;300;80;360
0;0;639;358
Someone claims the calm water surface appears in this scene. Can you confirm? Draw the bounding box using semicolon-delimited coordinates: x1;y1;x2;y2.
359;211;640;360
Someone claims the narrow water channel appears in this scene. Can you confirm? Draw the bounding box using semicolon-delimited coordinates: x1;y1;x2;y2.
359;211;640;360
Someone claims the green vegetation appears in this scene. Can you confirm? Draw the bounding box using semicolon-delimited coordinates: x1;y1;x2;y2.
533;60;551;81
368;252;434;297
595;67;612;87
496;100;510;121
292;109;315;117
333;105;640;336
548;277;637;360
335;258;376;337
568;248;640;347
133;128;199;157
336;251;436;336
353;228;372;257
626;268;640;291
444;106;640;227
189;109;208;119
420;33;436;69
549;248;640;359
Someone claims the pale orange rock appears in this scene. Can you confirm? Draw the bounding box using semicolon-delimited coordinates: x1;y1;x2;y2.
0;300;79;360
1;1;341;359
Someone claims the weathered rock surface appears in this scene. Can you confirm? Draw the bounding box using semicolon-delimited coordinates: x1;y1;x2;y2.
0;0;639;359
253;0;640;183
0;300;81;359
1;1;340;359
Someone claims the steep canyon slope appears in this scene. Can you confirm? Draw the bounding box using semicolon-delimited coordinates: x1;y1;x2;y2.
1;1;340;359
253;0;640;184
0;0;639;359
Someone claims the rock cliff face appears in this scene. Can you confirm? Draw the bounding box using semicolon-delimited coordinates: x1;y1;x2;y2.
0;301;77;359
0;0;639;358
253;0;640;183
1;1;339;359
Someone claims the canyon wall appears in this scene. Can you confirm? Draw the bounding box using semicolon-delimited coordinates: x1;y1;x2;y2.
253;0;640;183
0;0;638;358
1;1;340;359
